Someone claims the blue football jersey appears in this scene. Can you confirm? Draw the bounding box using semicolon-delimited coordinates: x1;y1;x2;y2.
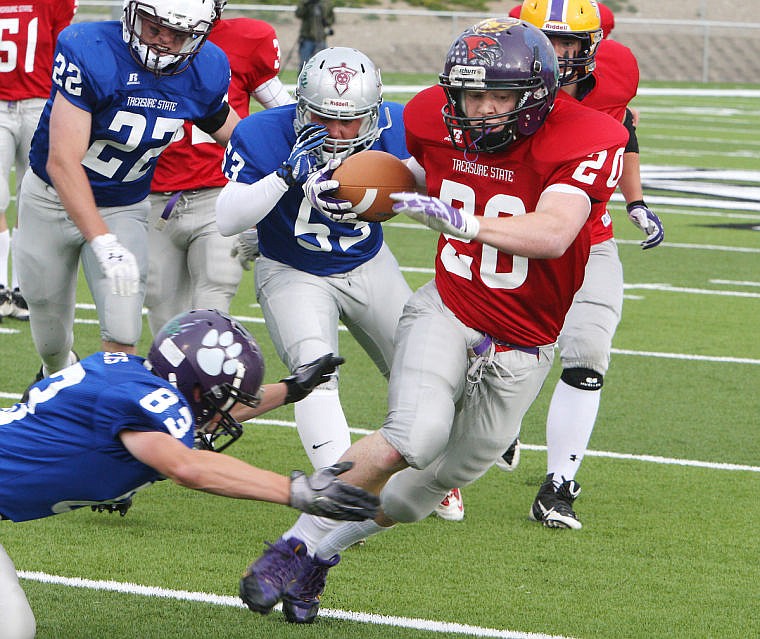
28;21;231;207
221;101;409;276
0;353;195;522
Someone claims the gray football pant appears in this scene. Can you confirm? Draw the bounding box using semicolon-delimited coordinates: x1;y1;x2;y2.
145;188;243;336
379;280;555;523
558;238;623;375
254;242;412;380
15;170;148;370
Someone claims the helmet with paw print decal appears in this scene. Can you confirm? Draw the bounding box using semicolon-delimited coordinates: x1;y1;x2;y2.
147;309;265;451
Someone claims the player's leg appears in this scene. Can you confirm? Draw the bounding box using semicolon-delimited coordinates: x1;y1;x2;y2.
14;170;81;375
0;108;15;316
383;342;553;523
145;192;192;335
336;243;412;377
8;98;46;320
0;544;36;639
533;238;623;529
255;256;349;469
184;188;243;314
81;200;150;354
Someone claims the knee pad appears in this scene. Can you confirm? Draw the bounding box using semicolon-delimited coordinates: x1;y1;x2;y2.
561;367;603;391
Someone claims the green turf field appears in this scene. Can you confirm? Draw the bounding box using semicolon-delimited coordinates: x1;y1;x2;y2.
1;83;759;639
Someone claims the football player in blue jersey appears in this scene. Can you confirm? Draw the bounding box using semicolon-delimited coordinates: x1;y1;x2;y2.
13;0;242;386
216;46;414;477
0;308;379;638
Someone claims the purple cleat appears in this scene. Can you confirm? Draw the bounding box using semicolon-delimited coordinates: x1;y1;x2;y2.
239;537;307;614
282;553;340;623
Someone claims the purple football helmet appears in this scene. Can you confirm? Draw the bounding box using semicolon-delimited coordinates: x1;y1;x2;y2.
147;309;265;452
439;17;560;153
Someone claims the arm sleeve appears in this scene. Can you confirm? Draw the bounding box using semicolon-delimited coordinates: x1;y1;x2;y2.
195;102;231;135
252;77;296;109
216;173;289;236
623;107;640;154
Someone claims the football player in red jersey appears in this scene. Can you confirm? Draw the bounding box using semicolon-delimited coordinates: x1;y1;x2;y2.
0;0;77;321
145;0;294;336
236;18;627;624
507;0;664;529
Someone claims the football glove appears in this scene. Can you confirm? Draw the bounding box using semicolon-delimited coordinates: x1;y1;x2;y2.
90;233;140;296
626;201;664;250
276;123;329;187
289;461;380;521
281;353;345;404
230;228;260;271
303;158;356;222
391;193;480;240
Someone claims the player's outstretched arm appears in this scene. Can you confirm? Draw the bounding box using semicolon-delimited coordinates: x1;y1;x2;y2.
119;431;379;520
231;353;345;421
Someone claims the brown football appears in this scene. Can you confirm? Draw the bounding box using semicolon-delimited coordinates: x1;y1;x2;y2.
333;150;417;223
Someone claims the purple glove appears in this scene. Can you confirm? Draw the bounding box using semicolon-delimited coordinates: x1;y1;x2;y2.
626;201;664;250
390;192;480;240
303;159;355;222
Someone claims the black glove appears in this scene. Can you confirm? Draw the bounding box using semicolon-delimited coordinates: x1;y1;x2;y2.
289;461;380;521
281;353;345;404
91;497;133;517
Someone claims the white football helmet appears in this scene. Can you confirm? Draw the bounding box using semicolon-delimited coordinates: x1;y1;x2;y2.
294;47;386;163
122;0;216;76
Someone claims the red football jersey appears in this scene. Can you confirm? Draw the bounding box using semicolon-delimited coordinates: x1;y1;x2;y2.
573;39;639;244
0;0;77;100
151;18;283;192
404;86;627;346
583;39;639;124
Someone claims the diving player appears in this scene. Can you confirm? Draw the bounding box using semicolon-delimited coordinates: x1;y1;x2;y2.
0;309;379;638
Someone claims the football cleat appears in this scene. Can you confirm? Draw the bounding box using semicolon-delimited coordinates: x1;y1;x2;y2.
239;537;307;614
494;437;521;472
529;473;582;530
434;488;464;521
0;285;12;317
10;288;29;320
282;553;340;624
91;497;132;516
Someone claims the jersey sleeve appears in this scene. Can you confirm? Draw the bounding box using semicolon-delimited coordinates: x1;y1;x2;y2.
93;379;196;450
374;101;410;159
238;19;281;91
402;86;447;171
54;0;78;36
195;42;233;122
537;100;628;205
49;25;102;112
222;108;294;183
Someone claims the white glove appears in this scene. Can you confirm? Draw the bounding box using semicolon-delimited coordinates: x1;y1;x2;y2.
230;228;260;271
303;158;356;222
390;192;480;240
90;233;139;296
